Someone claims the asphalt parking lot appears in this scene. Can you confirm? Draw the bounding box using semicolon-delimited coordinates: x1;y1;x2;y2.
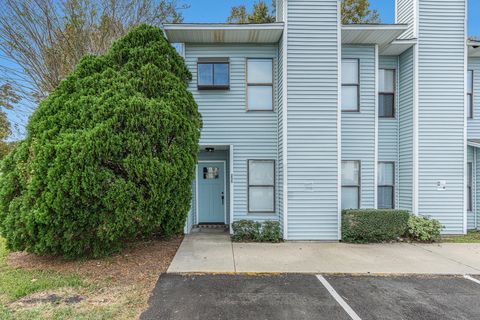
141;274;480;320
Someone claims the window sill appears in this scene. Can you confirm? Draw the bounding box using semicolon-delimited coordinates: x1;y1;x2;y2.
197;86;230;91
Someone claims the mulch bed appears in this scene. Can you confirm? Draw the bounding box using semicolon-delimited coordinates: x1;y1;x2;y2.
7;236;183;285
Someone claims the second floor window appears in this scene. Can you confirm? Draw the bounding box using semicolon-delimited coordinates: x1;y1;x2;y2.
342;160;360;209
342;59;359;112
247;58;274;111
468;70;474;119
379;69;395;118
197;58;229;90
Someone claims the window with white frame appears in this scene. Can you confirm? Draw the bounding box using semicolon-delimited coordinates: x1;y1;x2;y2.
468;162;473;212
247;59;273;111
468;70;474;119
342;59;360;111
341;160;360;209
378;162;395;209
248;160;275;213
379;69;395;118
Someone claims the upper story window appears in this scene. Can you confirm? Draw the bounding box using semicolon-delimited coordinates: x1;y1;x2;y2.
341;59;360;112
197;58;229;90
247;58;274;111
379;69;396;118
468;70;474;119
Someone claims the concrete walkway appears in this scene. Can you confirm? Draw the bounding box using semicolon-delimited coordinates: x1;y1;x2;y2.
167;232;480;274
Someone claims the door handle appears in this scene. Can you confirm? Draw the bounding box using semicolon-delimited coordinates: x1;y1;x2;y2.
221;192;224;205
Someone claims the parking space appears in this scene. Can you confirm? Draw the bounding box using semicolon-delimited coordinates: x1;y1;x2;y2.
141;274;480;320
326;275;480;320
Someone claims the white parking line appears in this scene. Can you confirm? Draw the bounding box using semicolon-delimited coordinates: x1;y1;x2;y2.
464;274;480;285
316;275;362;320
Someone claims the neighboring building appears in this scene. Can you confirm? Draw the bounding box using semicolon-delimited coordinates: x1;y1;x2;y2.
164;0;480;239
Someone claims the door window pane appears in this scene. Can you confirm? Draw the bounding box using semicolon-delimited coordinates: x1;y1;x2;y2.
248;59;273;83
342;187;359;209
342;86;359;111
203;167;219;180
249;160;274;185
468;95;473;118
248;86;273;110
249;187;274;212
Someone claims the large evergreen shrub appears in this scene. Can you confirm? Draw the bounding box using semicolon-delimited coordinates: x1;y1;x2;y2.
0;25;201;258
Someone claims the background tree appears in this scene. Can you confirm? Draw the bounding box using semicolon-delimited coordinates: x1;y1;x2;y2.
228;0;380;25
227;1;275;24
0;25;201;258
0;0;187;137
341;0;380;24
0;83;19;158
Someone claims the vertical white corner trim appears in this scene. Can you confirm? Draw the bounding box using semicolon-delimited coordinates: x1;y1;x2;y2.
397;56;401;209
413;42;419;215
474;149;477;229
337;0;342;239
282;0;289;240
195;164;199;224
374;44;379;209
463;1;468;234
230;145;234;234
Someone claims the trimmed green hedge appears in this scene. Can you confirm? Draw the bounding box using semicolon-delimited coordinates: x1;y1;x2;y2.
342;209;410;243
0;25;201;258
231;220;282;243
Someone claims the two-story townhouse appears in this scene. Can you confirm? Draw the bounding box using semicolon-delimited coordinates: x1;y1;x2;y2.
164;0;480;240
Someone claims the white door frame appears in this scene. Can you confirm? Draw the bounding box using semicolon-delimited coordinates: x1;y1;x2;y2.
196;160;227;224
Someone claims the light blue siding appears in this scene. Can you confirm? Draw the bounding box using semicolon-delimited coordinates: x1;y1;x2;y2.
379;56;400;208
398;47;414;212
342;46;375;208
396;0;416;39
417;0;466;234
467;58;480;138
185;44;279;222
286;0;340;240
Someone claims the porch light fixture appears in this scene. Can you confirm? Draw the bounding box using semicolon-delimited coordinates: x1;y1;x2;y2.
205;147;215;153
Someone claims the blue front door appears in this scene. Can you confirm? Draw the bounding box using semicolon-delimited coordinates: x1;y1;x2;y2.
198;162;225;223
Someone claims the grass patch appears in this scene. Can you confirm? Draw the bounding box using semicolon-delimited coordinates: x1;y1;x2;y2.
442;231;480;243
0;236;181;319
0;238;83;301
